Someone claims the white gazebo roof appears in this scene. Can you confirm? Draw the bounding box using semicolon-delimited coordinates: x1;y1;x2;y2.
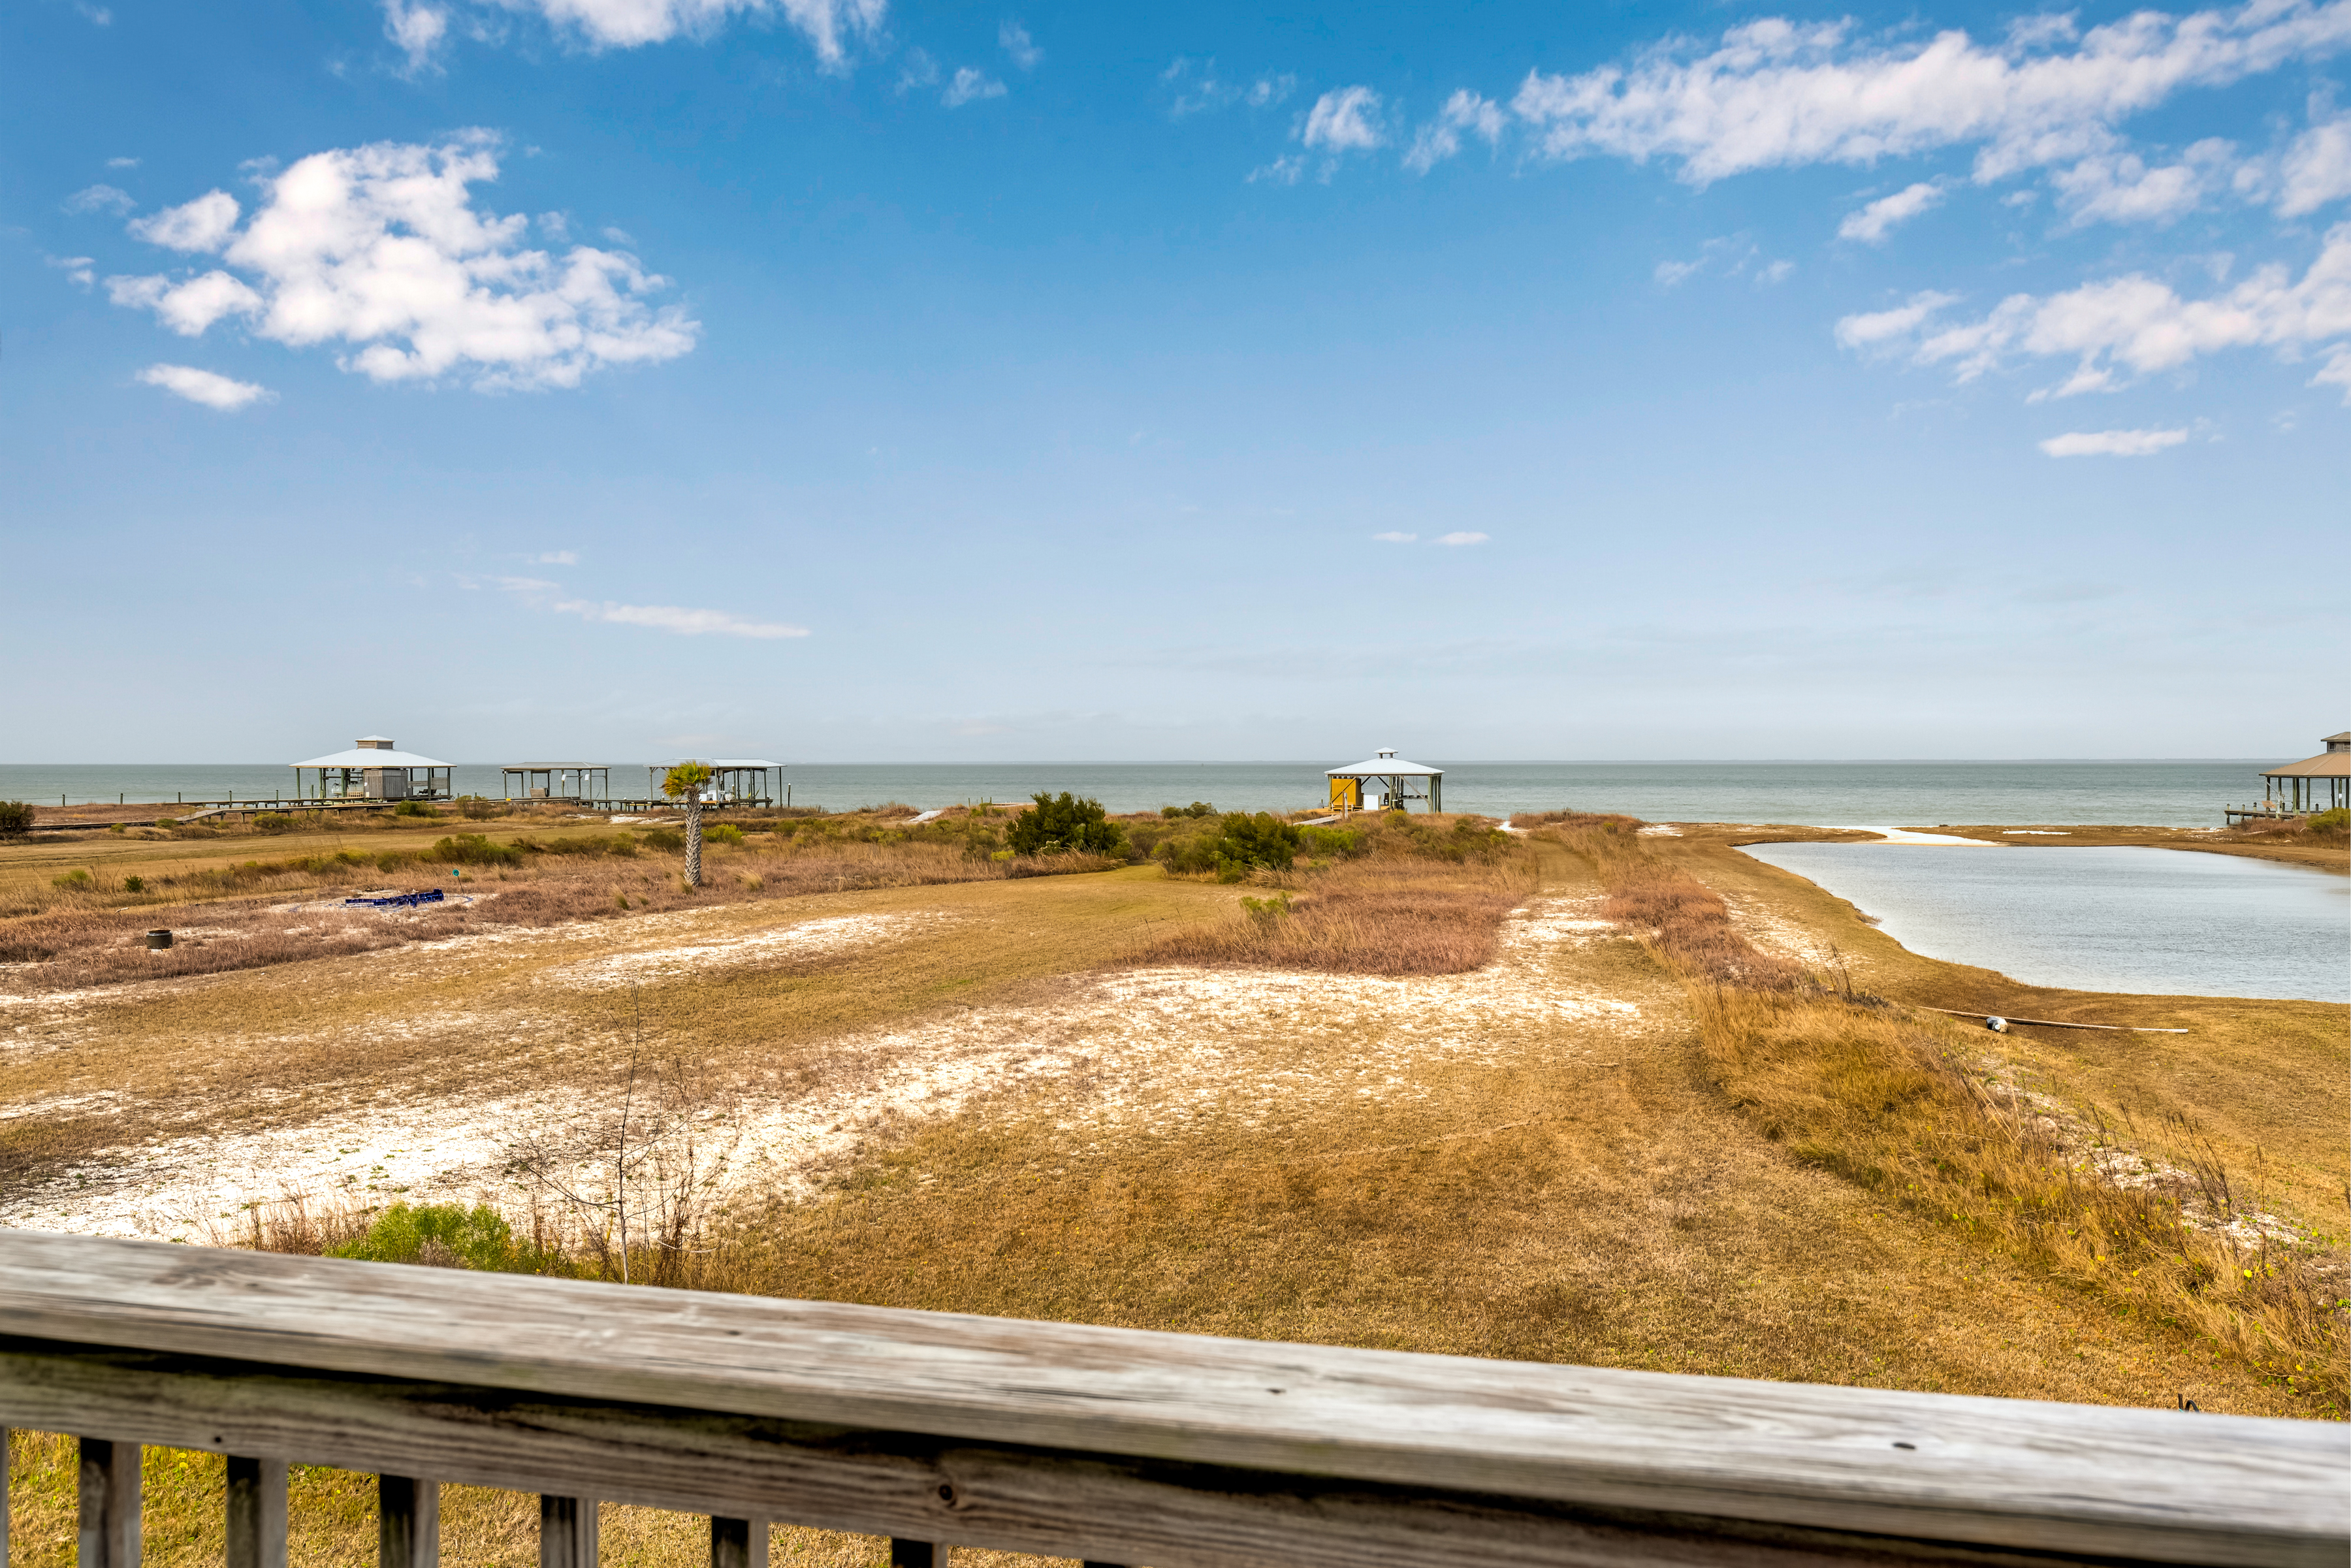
294;747;449;769
1328;753;1441;778
654;758;779;769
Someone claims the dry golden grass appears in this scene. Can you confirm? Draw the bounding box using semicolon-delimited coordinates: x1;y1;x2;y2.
1141;856;1536;974
0;826;1106;995
7;801;2341;1568
1535;817;2349;1415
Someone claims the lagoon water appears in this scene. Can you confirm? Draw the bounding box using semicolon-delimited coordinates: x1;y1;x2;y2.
1739;842;2348;1002
0;758;2279;827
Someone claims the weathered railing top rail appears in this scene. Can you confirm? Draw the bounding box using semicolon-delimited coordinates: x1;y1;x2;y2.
1;1228;2343;1567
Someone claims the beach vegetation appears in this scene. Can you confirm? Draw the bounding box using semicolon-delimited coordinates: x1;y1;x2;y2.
0;801;33;837
1006;792;1127;857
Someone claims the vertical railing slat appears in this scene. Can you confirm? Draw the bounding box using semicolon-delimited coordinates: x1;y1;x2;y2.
708;1516;767;1568
77;1438;142;1568
540;1496;598;1568
888;1543;948;1568
378;1475;439;1568
226;1458;289;1568
2;1426;11;1568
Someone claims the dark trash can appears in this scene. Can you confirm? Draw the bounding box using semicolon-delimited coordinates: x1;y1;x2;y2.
146;929;173;950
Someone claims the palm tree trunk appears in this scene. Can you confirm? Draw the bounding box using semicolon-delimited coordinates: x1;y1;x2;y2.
684;791;703;888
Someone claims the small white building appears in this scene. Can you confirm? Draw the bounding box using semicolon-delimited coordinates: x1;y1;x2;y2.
292;736;453;802
1326;749;1443;812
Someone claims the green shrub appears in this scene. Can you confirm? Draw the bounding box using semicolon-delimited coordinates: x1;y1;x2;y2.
52;869;93;890
1211;812;1301;880
393;800;438;818
123;876;145;893
0;801;33;837
2307;807;2349;832
252;812;295;833
1006;793;1127;857
327;1202;551;1273
642;827;686;852
154;816;179;829
431;833;524;867
1240;891;1292;925
705;824;745;845
1299;825;1364;859
455;796;499;821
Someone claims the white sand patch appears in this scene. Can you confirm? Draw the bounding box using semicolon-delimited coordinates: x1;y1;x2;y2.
1637;824;1682;837
545;912;950;990
1826;825;2000;846
0;1093;554;1240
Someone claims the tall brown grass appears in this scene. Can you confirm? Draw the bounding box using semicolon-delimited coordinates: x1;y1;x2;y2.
1141;839;1537;976
1536;814;2348;1414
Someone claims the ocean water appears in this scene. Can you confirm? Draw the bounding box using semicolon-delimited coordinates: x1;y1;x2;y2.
1740;841;2348;1002
0;759;2284;826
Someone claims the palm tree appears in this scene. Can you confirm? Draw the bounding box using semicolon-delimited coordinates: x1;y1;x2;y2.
662;761;714;888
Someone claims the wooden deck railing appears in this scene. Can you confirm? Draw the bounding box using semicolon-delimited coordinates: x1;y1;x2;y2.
0;1229;2342;1568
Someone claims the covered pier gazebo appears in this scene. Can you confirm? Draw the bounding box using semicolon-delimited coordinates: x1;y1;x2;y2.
292;736;452;802
2240;731;2350;820
646;758;784;807
502;763;611;803
1327;748;1443;813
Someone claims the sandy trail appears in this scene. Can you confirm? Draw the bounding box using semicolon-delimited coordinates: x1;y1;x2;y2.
0;891;1651;1240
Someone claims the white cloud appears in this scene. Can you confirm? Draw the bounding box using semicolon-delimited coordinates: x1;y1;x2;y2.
550;599;810;637
1163;59;1294;117
106;157;140;170
1834;290;1962;349
74;0;111;23
1510;1;2351;187
1247;155;1304;185
999;20;1040;71
2049;139;2235;225
1436;530;1490;546
1655;257;1705;287
1404;90;1506;173
1652;234;1765;287
1758;258;1796;284
104;134;698;392
897;46;939;92
943;67;1006;106
46;255;96;290
108;270;266;334
65;184;136;216
1846;225;2351;400
384;0;450;72
528;550;580;564
2038;426;2192;455
2279;115;2351;215
128;189;241;251
488;0;884;67
1838;182;1944;243
136;363;274;411
1302;86;1384;152
1373;531;1417;543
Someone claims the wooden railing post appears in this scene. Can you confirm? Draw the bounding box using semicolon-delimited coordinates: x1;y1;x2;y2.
540;1496;598;1568
888;1541;947;1568
226;1458;289;1568
3;1426;12;1567
78;1437;142;1568
379;1475;439;1568
709;1516;767;1568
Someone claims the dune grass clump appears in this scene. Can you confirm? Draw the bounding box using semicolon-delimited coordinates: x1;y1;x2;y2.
1143;817;1536;975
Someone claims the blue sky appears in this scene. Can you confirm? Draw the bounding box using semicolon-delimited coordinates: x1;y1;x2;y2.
5;0;2346;764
